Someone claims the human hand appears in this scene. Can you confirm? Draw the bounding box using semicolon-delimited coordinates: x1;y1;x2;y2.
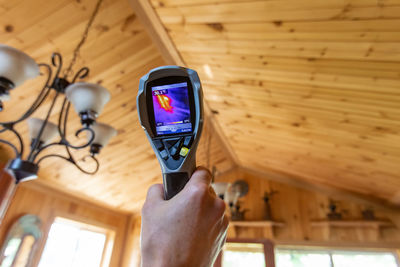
140;167;228;267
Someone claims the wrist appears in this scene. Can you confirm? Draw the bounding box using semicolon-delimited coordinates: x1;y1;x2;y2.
141;249;192;267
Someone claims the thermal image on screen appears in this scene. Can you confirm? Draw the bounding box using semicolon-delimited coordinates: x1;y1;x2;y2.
152;82;192;135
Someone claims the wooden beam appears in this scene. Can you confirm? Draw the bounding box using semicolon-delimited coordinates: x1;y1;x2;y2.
128;0;184;65
128;0;240;166
241;166;400;214
24;179;131;215
0;167;16;226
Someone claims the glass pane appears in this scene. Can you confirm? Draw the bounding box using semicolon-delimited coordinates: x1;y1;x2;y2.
0;238;22;267
222;243;266;267
70;230;106;267
38;219;108;267
332;251;398;267
275;249;331;267
222;251;266;267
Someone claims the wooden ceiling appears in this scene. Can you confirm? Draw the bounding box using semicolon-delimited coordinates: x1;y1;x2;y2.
0;0;399;212
147;0;400;207
0;0;233;212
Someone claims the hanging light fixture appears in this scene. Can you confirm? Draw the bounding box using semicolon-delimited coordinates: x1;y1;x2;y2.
0;0;115;183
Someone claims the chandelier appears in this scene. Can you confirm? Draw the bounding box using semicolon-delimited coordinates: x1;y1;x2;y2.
0;0;116;183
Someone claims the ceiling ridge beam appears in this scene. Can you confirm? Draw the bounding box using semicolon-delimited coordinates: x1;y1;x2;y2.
241;166;400;214
128;0;184;66
128;0;240;167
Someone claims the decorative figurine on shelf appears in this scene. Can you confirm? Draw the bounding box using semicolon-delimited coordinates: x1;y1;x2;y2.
327;201;342;220
362;208;376;220
225;180;249;221
210;166;231;200
262;190;278;220
230;201;248;221
211;182;230;200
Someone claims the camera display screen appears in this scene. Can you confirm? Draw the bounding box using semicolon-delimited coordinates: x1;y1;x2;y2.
152;82;192;135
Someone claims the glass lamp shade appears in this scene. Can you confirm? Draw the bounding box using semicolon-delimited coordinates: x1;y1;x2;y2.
0;44;39;87
0;93;10;101
211;182;230;199
65;82;111;115
89;122;117;147
28;118;58;144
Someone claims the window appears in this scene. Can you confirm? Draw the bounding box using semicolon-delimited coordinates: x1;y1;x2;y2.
222;243;266;267
275;247;399;267
38;217;115;267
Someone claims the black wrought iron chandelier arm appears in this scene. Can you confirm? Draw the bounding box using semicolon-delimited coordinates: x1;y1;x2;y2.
65;127;95;149
27;91;60;161
36;151;99;175
0;124;24;157
0;139;19;158
57;98;68;138
30;127;94;163
36;153;72;165
16;63;53;122
71;67;89;84
8;126;24;156
71;154;99;175
51;53;63;79
0;63;53;126
58;98;95;149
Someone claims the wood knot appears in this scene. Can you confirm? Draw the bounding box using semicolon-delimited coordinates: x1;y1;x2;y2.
4;25;13;33
206;23;224;32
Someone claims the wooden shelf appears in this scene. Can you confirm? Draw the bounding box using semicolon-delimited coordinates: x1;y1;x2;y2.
229;220;285;239
311;220;395;228
230;220;285;227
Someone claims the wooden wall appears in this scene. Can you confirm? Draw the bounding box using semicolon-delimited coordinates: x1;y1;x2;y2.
0;181;132;267
218;168;400;246
121;168;400;267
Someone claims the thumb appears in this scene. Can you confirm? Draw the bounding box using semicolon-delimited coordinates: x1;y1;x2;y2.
187;167;212;187
145;184;164;202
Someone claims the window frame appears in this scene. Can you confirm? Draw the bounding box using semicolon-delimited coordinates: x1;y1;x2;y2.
216;239;400;267
38;215;116;267
274;244;400;267
215;238;275;267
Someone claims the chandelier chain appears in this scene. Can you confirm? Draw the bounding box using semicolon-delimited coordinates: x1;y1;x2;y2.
64;0;105;78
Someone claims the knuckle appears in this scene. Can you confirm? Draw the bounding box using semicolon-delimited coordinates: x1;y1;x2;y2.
147;184;159;197
215;198;226;216
189;183;209;199
222;216;229;229
141;201;153;217
194;167;212;180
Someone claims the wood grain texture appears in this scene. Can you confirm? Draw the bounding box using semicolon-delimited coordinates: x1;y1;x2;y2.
124;168;400;267
217;169;400;245
150;0;400;207
0;182;130;267
0;167;16;225
0;0;234;213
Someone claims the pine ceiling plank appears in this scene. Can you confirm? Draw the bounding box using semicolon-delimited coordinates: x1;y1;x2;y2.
166;19;400;34
170;29;400;43
149;0;400;208
152;0;400;8
174;38;400;62
183;53;400;80
194;65;400;96
156;4;400;24
128;0;240;166
0;0;233;212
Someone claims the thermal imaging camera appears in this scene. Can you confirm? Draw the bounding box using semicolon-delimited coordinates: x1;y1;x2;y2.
137;66;204;200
